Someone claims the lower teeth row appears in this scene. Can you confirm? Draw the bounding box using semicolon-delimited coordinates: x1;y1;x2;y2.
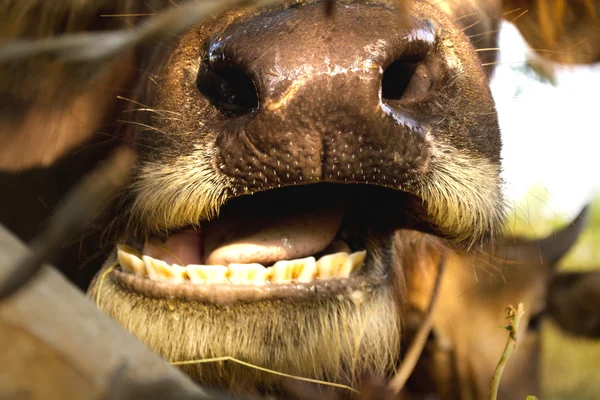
117;247;367;285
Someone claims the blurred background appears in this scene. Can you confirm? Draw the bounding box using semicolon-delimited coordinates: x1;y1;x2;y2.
492;21;600;400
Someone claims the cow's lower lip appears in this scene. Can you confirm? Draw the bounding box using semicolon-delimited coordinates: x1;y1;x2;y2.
110;184;431;303
111;269;385;305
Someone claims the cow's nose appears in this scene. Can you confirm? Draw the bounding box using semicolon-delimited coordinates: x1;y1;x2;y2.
198;3;434;115
206;2;438;195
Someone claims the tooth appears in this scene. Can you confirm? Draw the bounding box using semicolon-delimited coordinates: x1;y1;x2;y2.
350;250;367;273
142;256;166;281
117;247;146;276
267;257;317;283
337;256;354;278
229;263;268;285
293;257;317;282
187;265;228;284
316;252;351;278
169;264;188;283
269;260;295;283
337;260;353;278
142;255;186;283
247;264;269;284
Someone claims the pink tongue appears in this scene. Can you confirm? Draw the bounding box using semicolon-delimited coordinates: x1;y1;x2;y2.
205;200;345;266
144;229;203;265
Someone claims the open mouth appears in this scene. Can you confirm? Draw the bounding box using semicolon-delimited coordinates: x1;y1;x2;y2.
112;184;432;303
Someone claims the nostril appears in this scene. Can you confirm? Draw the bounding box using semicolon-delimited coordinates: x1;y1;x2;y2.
381;56;434;102
196;56;259;117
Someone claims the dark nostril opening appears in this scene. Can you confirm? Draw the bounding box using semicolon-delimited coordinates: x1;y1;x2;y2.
381;48;436;102
196;56;258;117
381;58;421;100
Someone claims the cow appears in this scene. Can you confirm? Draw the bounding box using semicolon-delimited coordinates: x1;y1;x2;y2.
402;205;596;400
0;0;598;398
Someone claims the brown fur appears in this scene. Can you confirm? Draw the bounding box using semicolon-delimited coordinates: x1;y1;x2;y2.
404;250;544;399
90;232;450;393
91;253;403;391
85;3;503;393
403;209;590;399
504;0;600;64
1;0;599;398
83;0;594;395
109;0;504;248
0;0;136;170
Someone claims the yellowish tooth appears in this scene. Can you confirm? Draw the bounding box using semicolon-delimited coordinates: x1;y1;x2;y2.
228;263;268;285
269;260;294;283
248;264;269;284
337;257;354;278
228;264;247;284
142;255;167;281
350;250;367;273
187;265;228;284
117;247;146;276
170;264;188;283
294;257;317;282
142;255;186;283
316;252;351;279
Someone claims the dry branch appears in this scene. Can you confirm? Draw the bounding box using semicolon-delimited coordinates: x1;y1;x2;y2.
0;226;226;400
0;0;282;65
388;253;448;394
0;147;135;299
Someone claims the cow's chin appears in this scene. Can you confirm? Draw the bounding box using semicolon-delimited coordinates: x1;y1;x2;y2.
88;183;445;393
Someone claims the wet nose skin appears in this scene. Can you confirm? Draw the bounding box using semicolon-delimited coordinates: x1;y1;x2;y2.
211;3;436;195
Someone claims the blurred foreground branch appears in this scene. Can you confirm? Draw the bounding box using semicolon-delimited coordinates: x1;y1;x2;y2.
0;147;135;300
388;253;447;394
489;303;525;400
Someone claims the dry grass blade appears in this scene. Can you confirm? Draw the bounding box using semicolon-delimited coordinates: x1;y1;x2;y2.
0;147;135;300
170;356;359;394
489;303;526;400
388;252;447;394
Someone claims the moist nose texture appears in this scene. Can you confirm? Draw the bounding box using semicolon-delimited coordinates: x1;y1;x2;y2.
208;2;434;196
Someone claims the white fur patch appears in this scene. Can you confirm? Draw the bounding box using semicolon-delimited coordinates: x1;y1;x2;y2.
127;142;232;234
417;142;505;248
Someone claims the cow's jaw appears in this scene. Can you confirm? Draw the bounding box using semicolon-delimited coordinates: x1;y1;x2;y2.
88;0;503;394
111;184;431;304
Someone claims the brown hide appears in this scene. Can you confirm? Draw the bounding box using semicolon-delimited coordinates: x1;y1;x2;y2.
504;0;600;64
404;250;545;400
0;1;599;399
404;206;592;400
0;0;137;171
548;269;600;338
1;1;599;172
0;1;598;286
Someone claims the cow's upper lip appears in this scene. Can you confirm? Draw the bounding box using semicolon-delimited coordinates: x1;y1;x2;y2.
110;184;436;303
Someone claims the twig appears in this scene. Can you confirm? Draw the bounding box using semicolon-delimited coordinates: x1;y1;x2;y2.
388;252;447;394
489;303;525;400
0;147;135;300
